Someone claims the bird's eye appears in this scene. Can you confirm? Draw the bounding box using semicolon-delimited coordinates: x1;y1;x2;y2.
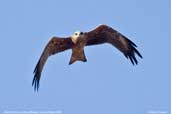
75;33;78;35
80;32;83;35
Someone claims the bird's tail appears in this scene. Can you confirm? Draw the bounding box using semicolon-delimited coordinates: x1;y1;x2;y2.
69;49;87;65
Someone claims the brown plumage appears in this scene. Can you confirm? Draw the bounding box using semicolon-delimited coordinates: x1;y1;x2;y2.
32;24;143;91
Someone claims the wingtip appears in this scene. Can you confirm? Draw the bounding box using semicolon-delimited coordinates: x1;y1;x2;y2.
133;46;143;59
32;71;40;92
125;49;140;66
128;55;135;65
139;53;143;59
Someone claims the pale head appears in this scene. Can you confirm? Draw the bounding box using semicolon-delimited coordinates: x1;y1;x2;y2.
71;31;84;44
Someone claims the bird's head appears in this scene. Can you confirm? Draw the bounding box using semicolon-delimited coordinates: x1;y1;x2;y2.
71;31;84;44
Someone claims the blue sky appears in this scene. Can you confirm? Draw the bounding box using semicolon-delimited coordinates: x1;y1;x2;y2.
0;0;171;114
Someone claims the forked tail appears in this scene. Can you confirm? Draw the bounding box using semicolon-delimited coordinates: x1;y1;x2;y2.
69;49;87;65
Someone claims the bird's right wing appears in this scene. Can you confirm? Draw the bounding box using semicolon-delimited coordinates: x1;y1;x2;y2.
32;37;73;91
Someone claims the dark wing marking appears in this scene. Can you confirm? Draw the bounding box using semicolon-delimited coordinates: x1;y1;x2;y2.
86;24;143;65
32;37;73;91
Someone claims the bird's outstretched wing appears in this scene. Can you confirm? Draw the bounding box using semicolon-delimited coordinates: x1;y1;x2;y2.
86;24;143;64
32;37;73;91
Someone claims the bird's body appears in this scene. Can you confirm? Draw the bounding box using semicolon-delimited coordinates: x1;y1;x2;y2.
32;24;143;91
69;31;87;64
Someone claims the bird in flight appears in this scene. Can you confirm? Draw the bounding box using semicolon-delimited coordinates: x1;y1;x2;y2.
32;24;143;91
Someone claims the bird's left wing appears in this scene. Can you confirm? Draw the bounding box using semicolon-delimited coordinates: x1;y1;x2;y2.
32;37;73;91
85;24;143;65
